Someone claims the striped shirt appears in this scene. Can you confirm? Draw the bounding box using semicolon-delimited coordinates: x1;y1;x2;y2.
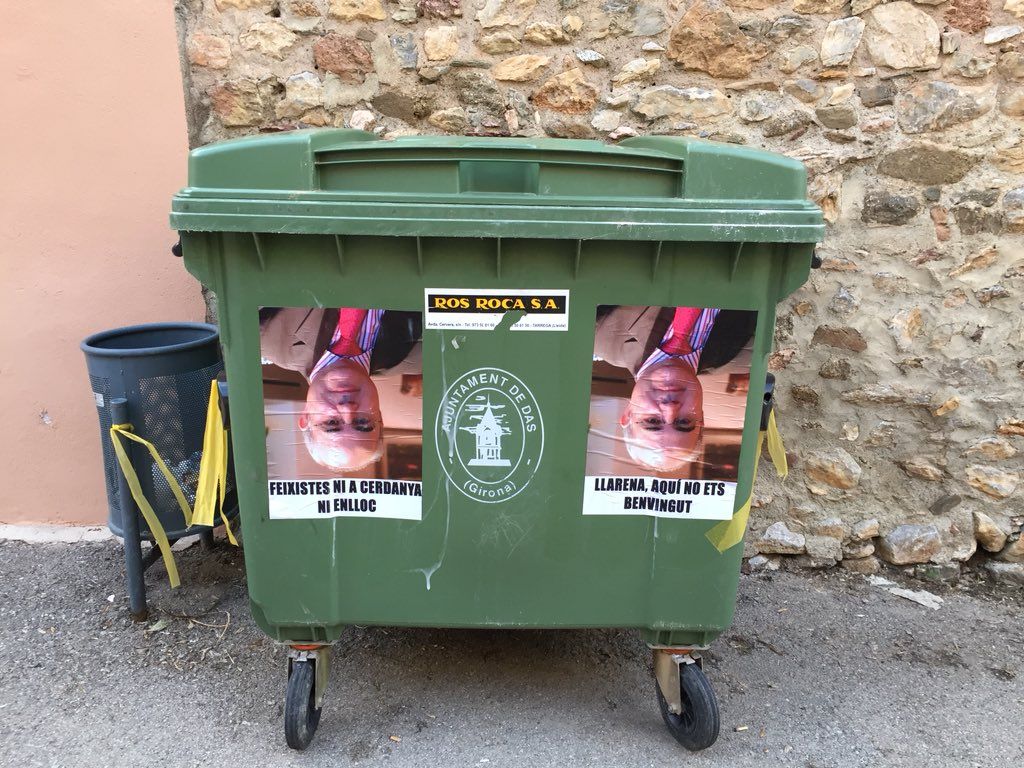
309;309;383;380
636;307;719;376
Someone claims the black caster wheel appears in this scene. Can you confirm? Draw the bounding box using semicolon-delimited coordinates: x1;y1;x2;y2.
285;659;322;750
656;661;720;752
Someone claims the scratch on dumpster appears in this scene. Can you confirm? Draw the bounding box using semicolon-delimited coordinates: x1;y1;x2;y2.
648;516;661;582
439;331;457;464
479;511;532;558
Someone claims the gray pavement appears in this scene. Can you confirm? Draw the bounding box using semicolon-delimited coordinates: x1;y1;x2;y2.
0;539;1021;768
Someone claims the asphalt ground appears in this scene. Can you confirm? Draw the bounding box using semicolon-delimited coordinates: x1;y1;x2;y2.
0;539;1020;768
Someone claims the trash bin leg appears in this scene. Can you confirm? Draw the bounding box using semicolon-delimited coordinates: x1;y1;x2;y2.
199;528;216;551
110;398;149;622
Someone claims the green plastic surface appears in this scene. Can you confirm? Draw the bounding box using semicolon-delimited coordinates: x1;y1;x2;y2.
173;131;823;647
171;130;823;246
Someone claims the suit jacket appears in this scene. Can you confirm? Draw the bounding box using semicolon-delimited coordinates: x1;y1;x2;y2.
260;307;422;379
594;305;755;377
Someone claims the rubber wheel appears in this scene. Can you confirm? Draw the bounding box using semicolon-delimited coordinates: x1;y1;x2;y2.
656;662;720;752
285;659;322;750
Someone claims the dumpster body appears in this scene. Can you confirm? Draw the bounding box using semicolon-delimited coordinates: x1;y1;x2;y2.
172;131;823;750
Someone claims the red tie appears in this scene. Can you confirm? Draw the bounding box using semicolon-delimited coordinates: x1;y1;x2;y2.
660;307;702;356
329;308;368;356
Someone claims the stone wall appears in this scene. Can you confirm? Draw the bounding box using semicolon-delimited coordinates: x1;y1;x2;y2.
177;0;1024;585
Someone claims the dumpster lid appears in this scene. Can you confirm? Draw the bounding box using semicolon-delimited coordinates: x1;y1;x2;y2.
171;130;824;243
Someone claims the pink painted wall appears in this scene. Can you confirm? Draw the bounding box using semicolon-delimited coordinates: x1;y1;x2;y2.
0;1;203;524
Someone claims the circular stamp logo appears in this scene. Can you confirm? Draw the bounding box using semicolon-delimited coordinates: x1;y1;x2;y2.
435;367;544;503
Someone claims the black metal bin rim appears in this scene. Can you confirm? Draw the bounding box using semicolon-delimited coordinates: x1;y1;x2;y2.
81;322;218;358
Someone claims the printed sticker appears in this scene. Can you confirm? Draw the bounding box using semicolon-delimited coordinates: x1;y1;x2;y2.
425;289;569;331
435;367;544;503
582;305;758;520
260;306;423;520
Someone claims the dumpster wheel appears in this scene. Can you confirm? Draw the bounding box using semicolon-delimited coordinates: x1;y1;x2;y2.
655;658;720;751
285;656;323;750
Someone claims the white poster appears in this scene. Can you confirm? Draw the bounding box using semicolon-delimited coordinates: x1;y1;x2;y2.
582;304;758;521
261;305;424;520
267;479;422;520
583;477;737;520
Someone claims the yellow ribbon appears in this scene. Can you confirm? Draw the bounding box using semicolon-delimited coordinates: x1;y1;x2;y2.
764;409;788;479
193;381;238;545
108;380;237;589
705;410;788;553
109;424;189;588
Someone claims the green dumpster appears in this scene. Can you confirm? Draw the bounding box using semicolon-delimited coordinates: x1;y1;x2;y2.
171;130;824;751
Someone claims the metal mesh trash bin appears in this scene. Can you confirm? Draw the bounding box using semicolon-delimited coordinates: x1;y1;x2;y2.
83;322;224;538
82;322;230;619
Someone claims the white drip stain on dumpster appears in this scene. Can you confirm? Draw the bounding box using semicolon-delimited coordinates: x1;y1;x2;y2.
415;482;451;591
412;333;454;591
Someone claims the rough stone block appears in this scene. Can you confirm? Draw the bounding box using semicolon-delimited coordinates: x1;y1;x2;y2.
877;524;942;565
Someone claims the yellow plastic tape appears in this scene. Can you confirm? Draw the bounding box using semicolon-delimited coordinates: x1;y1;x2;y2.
108;381;238;589
705;412;788;553
109;424;188;588
194;381;237;546
765;409;788;479
705;432;764;554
